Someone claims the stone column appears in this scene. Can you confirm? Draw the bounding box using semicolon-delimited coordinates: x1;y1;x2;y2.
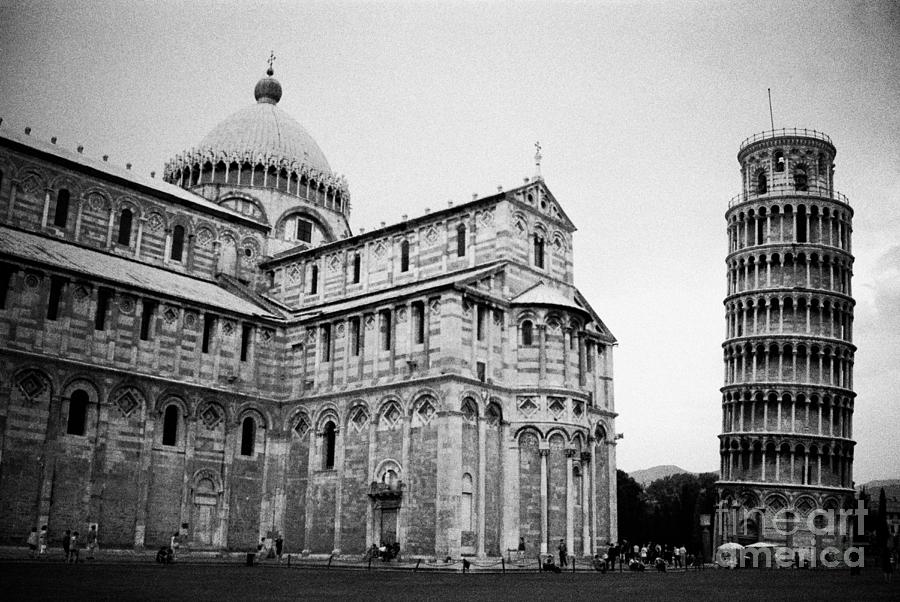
332;425;344;554
580;452;591;556
539;446;549;555
501;427;520;555
40;189;51;227
477;411;487;557
565;448;575;560
134;217;145;258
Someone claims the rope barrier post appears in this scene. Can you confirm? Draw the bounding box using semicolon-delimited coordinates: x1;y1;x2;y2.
415;559;421;572
501;557;505;574
537;555;541;572
572;556;576;573
368;557;372;571
287;554;291;567
328;554;333;569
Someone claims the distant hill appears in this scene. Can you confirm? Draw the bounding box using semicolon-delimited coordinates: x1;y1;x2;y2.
859;479;900;491
629;465;694;487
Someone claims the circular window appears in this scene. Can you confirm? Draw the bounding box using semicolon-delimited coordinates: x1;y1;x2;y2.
244;247;254;258
540;200;548;210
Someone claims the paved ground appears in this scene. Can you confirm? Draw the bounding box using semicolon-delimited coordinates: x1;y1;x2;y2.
2;561;897;601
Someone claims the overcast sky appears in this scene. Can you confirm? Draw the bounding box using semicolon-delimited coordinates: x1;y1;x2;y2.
1;0;898;483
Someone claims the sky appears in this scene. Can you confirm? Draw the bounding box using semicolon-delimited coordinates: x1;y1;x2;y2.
1;0;898;483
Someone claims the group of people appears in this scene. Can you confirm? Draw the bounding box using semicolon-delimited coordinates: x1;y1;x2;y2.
365;541;401;561
26;525;99;562
604;540;691;572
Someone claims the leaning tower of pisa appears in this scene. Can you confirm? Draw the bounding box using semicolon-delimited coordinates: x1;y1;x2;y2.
717;129;856;550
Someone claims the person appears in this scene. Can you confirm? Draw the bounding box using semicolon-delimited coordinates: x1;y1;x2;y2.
62;529;71;563
38;526;48;558
592;554;607;573
640;544;648;565
608;543;618;571
517;536;526;562
86;525;98;560
275;535;284;563
257;537;266;563
365;543;379;561
378;542;388;560
27;527;38;558
558;538;568;568
69;531;80;563
883;548;895;583
542;555;562;573
170;531;180;562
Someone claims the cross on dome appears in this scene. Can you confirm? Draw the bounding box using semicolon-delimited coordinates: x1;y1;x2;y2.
267;50;276;76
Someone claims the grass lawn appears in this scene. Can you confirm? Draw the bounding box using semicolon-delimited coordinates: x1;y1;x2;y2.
2;562;897;601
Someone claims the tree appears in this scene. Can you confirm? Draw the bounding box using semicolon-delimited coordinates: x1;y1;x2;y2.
617;469;647;543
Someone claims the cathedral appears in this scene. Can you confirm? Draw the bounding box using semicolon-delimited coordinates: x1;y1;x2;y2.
0;65;618;558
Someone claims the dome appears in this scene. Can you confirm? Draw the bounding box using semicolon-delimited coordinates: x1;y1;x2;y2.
198;71;331;175
163;67;349;198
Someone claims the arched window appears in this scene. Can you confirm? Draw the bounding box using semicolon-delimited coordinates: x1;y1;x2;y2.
796;205;808;243
380;309;392;351
323;421;336;469
321;323;332;361
774;150;785;172
170;225;185;261
757;171;767;194
162;404;179;446
461;473;474;532
521;320;533;346
352;253;361;284
66;389;89;436
457;224;466;257
240;416;256;456
400;240;410;272
53;189;70;228
412;301;425;345
533;235;545;269
794;166;808;192
309;265;318;294
117;208;133;245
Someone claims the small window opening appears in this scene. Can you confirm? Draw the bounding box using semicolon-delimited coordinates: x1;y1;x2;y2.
117;208;133;245
66;389;89;436
476;305;486;341
0;264;13;309
757;171;767;194
202;314;214;353
476;361;486;382
95;287;112;330
380;309;392;351
297;218;313;243
53;189;70;228
240;323;252;361
794;167;808;192
321;323;332;361
323;422;336;469
162;405;179;446
309;265;318;294
240;417;255;456
170;225;185;261
457;224;467;257
533;235;545;269
352;253;361;284
139;299;156;341
47;276;65;320
350;317;362;356
400;240;410;272
412;301;425;345
522;320;533;346
774;150;785;172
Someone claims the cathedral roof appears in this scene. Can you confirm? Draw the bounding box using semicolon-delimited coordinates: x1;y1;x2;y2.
511;282;587;314
164;67;347;196
0;225;278;319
